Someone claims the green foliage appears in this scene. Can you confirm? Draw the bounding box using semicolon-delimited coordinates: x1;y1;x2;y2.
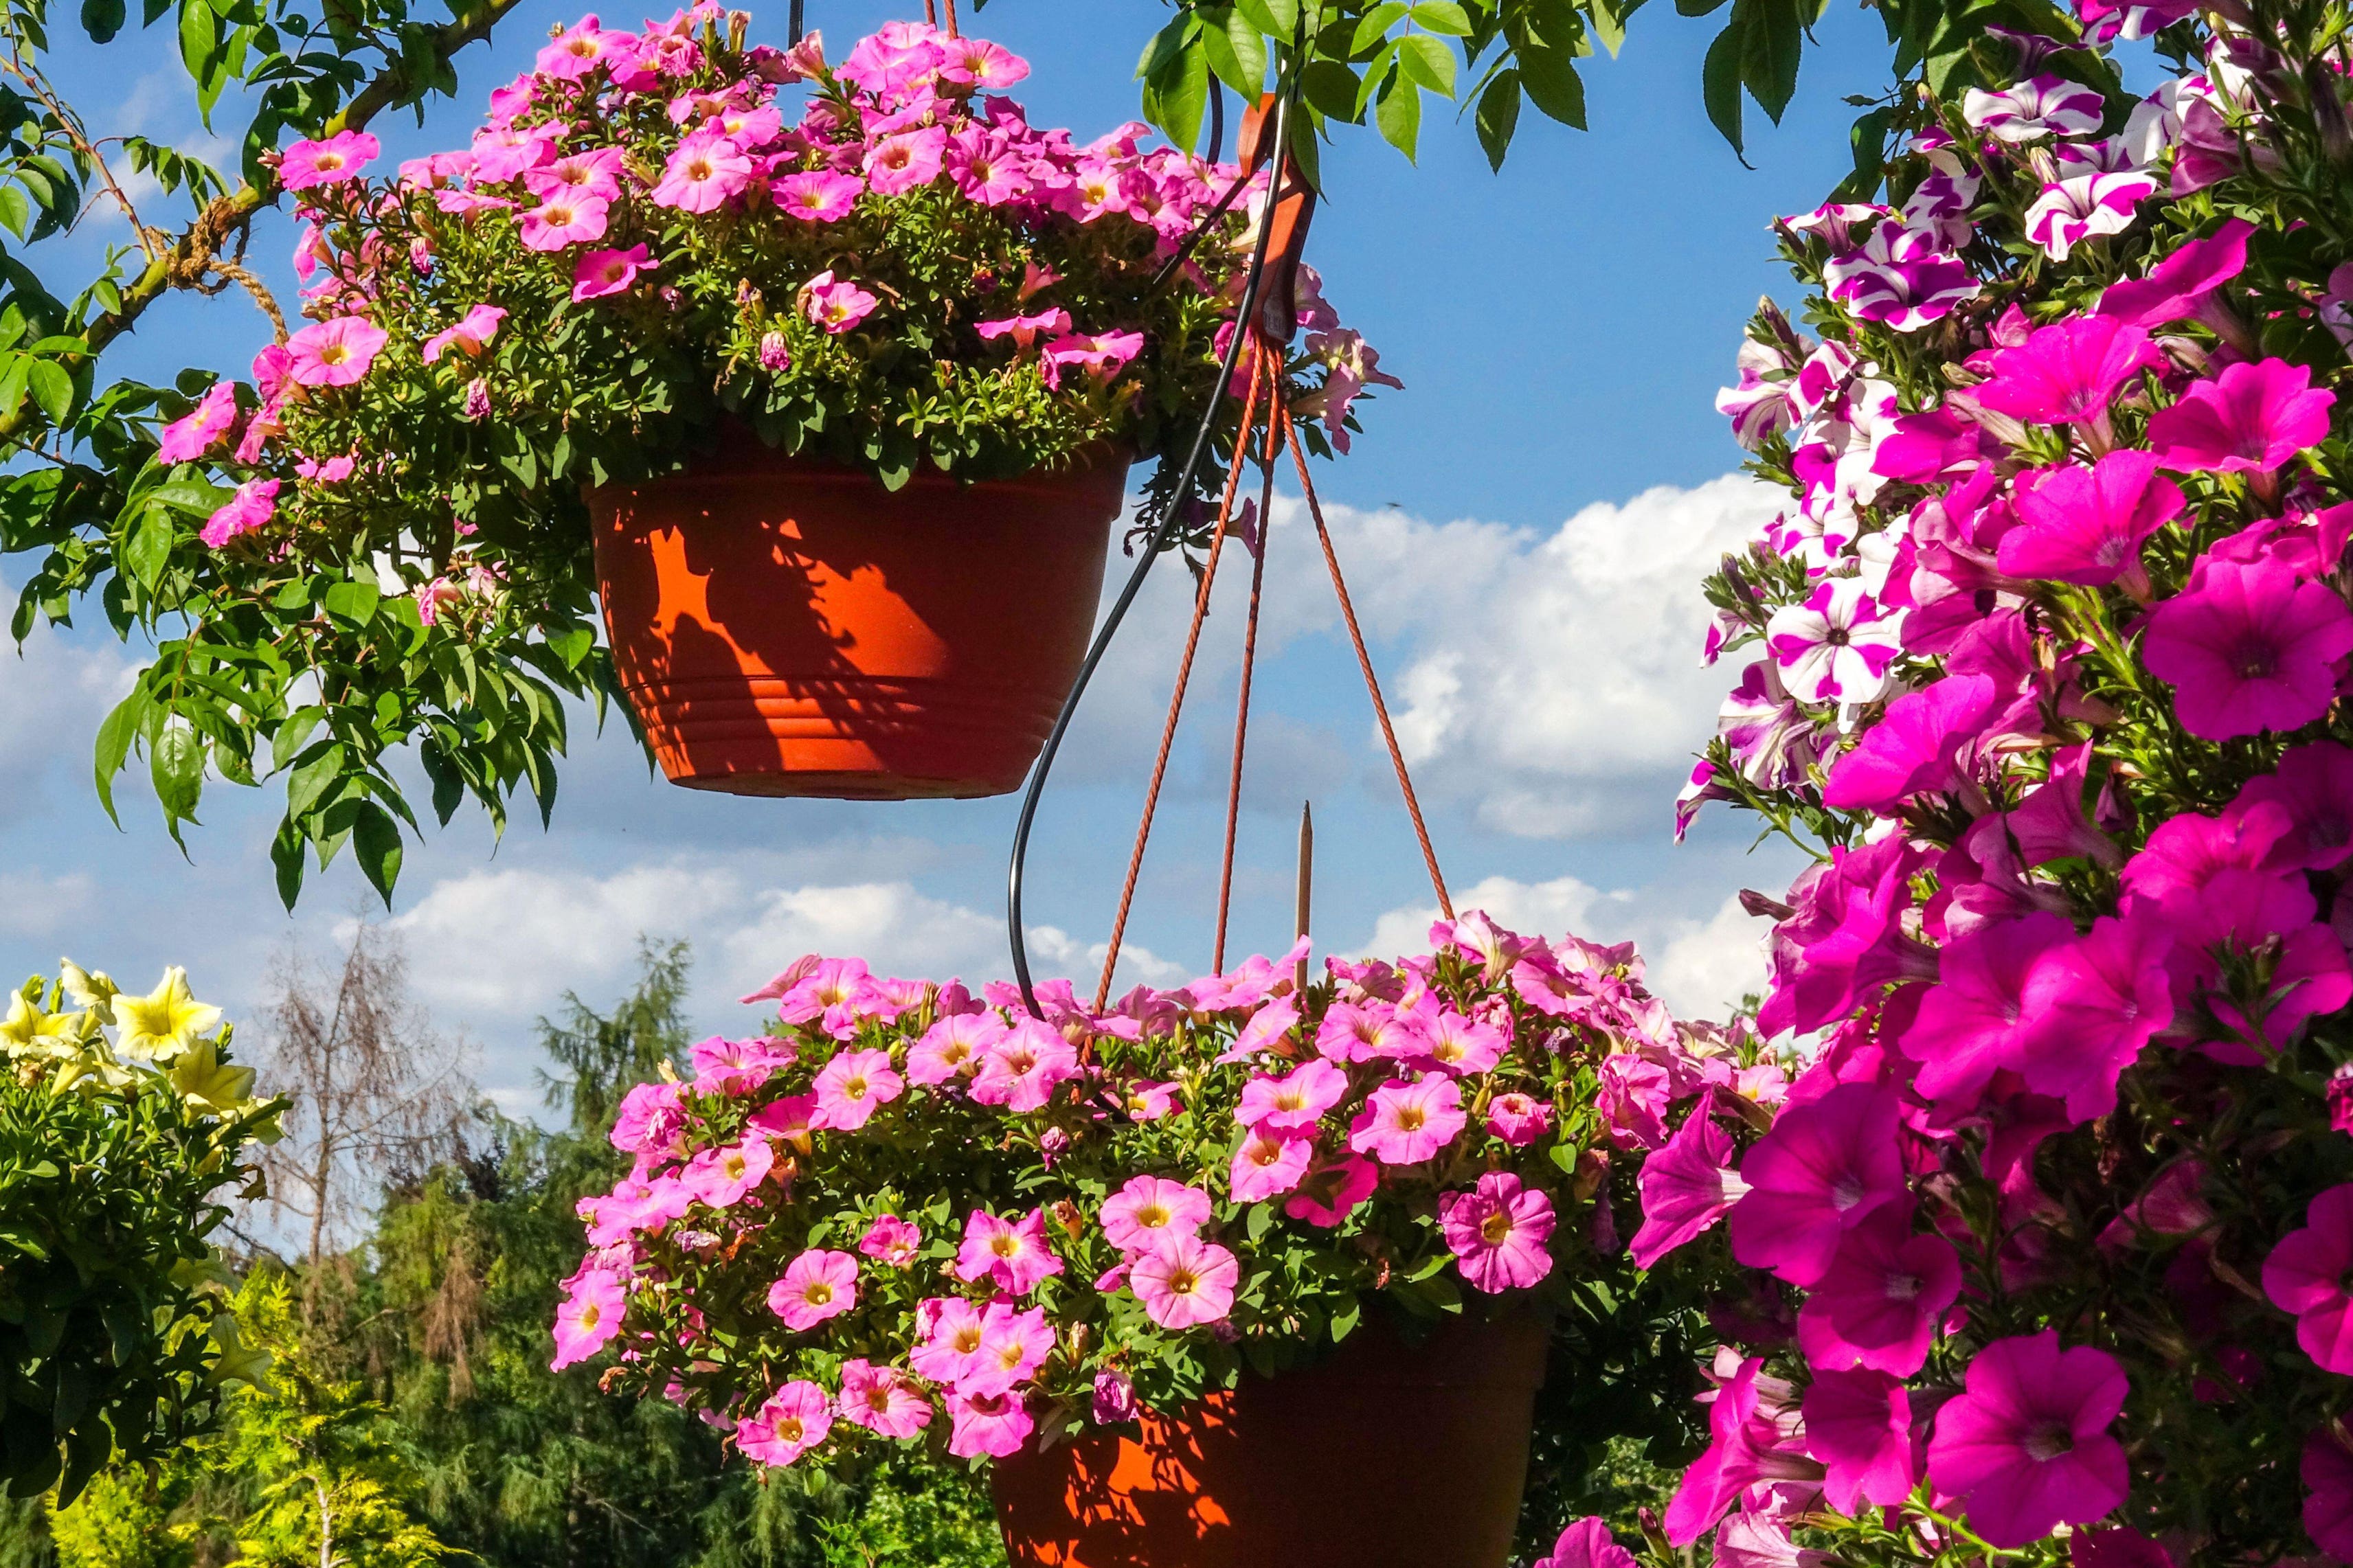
0;964;280;1507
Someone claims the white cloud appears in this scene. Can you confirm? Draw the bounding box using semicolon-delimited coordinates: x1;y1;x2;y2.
0;604;137;829
0;871;96;938
1650;893;1771;1019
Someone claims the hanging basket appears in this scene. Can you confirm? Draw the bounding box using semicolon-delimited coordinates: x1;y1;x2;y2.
588;444;1129;799
989;1311;1551;1568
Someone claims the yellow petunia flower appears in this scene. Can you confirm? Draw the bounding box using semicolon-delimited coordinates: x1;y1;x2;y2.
0;992;82;1059
111;966;223;1063
59;959;117;1010
168;1038;257;1115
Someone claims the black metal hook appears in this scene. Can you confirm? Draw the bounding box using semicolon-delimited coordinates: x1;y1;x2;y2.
1005;82;1301;1020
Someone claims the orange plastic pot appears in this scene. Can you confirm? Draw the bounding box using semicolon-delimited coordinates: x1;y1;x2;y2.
587;444;1129;798
991;1312;1551;1568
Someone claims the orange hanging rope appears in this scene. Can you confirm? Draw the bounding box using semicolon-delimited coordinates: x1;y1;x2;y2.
1211;399;1285;973
941;0;960;38
1094;354;1270;1008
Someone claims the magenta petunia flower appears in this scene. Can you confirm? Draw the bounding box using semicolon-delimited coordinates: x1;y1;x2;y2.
421;303;508;365
1728;1084;1908;1286
1100;1174;1211;1258
1928;1332;2130;1548
1131;1233;1239;1330
1282;1155;1380;1228
737;1380;833;1466
279;129;380;190
1531;1518;1638;1568
767;1248;858;1332
652;128;752;212
863;125;947;196
2148;358;2336;474
945;1387;1032;1459
1228;1124;1312;1202
2000;450;2184;588
1796;1205;1961;1376
285;315;388;387
2305;1427;2353;1560
1822;674;1996;811
608;1080;686;1155
2264;1184;2353;1374
1803;1366;1917;1514
809;1046;904;1131
1901;911;2075;1108
157;383;238;464
1409;1009;1509;1075
1665;1356;1819;1545
1347;1073;1467;1164
2097;217;2253;328
680;1134;774;1209
857;1212;921;1266
2238;742;2353;871
1757;834;1937;1039
517;191;611;251
1439;1171;1556;1293
549;1267;626;1370
2142;554;2353;740
772;168;863;223
946;127;1028;205
2017;913;2175;1121
952;1207;1063;1296
1235;1058;1347;1133
1486;1090;1555;1146
572;243;657;302
1972;315;2163;428
836;1359;932;1439
2025;172;2158;262
1764;578;1904;705
804;269;880;335
1630;1106;1748;1269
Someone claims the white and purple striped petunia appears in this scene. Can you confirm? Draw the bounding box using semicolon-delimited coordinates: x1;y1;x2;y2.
1823;224;1981;333
2025;170;2159;260
1961;74;2108;143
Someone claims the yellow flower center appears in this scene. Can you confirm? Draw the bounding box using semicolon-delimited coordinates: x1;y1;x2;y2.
1165;1266;1200;1297
1395;1106;1426;1132
1481;1211;1514;1246
803;1282;833;1306
1134;1203;1168;1228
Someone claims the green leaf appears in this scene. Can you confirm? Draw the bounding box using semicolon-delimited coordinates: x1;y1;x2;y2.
1375;74;1423;158
91;687;147;827
177;0;222;125
0;188;30;240
1475;68;1522;169
322;579;379;630
1351;1;1410;52
148;477;232;515
1739;0;1804;122
270;819;306;910
1702;21;1746;153
78;0;125;42
1518;38;1587;128
122;505;172;589
25;361;69;429
1395;33;1456;95
0;358;27;424
1201;8;1268;95
1140;32;1212;152
150;721;203;821
1235;0;1298;35
545;624;594;670
270;705;324;773
1409;1;1474;34
1301;58;1364;120
351;802;402;904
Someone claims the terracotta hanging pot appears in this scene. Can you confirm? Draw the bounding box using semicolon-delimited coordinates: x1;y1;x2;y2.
587;443;1129;799
990;1311;1551;1568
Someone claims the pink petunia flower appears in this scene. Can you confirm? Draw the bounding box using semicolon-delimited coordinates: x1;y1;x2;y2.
1131;1233;1240;1330
572;243;657;302
1316;1001;1419;1063
279;129;380;190
2142;554;2353;740
908;1009;1004;1084
1042;330;1145;390
1728;1084;1908;1286
2149;357;2337;475
537;15;621;80
517;192;611;251
1092;1369;1138;1424
157;383;238;464
1973;314;2163;429
1485;1091;1554;1146
652;128;752;212
946;127;1028;205
1406;1010;1509;1076
945;1387;1033;1458
1100;1174;1211;1257
201;478;280;548
1235;1058;1348;1133
1900;911;2075;1108
1347;1074;1467;1165
421;304;508;365
2098;217;2254;329
2017;912;2175;1121
2264;1184;2353;1374
2305;1427;2353;1560
1803;1367;1917;1514
680;1135;774;1209
1531;1519;1638;1568
952;1207;1064;1296
864;126;947;196
968;1019;1079;1111
1665;1356;1820;1544
1229;1124;1313;1202
976;307;1074;352
1439;1172;1556;1293
908;1297;989;1387
1764;578;1904;705
1796;1205;1962;1376
836;1359;932;1438
960;1301;1055;1396
1283;1155;1379;1228
810;1047;905;1131
2000;450;2183;589
1630;1107;1750;1269
1926;1331;2131;1549
550;1268;626;1370
524;148;627;203
1821;674;1996;811
804;269;879;334
772;168;863;221
285;316;388;387
767;1249;859;1331
858;1213;921;1266
737;1380;833;1466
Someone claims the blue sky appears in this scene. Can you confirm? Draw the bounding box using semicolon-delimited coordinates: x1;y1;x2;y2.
0;0;1898;1109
